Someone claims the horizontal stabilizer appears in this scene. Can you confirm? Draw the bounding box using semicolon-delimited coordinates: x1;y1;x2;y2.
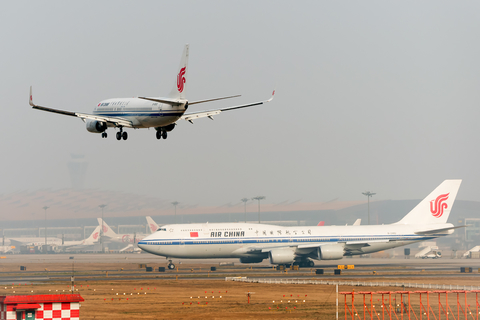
414;225;467;235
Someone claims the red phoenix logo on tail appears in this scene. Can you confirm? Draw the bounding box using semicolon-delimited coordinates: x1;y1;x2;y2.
177;67;186;93
430;193;449;218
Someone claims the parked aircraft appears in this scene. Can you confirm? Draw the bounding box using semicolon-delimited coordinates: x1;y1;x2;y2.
29;44;274;140
138;180;462;269
8;237;63;247
59;225;101;251
146;216;159;234
97;218;146;244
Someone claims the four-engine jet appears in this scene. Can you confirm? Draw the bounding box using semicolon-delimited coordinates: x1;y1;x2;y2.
138;180;462;269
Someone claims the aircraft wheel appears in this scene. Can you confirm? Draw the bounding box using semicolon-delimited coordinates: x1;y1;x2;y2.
116;132;122;140
156;131;162;139
104;132;107;138
308;260;314;267
168;263;175;270
162;131;167;139
122;131;128;140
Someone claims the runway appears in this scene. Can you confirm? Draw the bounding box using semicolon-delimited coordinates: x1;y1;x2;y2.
0;254;478;285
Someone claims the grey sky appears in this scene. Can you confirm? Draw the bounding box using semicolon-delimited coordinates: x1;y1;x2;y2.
1;1;479;211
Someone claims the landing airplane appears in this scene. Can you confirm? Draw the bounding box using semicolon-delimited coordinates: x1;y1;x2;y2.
138;180;462;269
29;44;274;140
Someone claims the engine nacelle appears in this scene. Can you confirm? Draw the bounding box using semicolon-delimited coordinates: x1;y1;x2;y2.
86;120;107;133
239;257;264;264
317;244;344;260
269;248;296;265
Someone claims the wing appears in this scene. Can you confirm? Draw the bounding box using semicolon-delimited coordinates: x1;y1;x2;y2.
29;87;133;128
181;90;275;123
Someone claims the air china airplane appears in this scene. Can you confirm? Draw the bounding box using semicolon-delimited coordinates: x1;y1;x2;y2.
97;218;146;244
138;180;462;269
29;44;274;141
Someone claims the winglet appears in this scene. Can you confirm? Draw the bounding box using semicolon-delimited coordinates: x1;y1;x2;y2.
29;86;36;107
266;89;275;103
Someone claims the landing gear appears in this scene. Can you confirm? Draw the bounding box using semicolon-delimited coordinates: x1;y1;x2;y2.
101;132;108;138
167;260;175;270
155;130;168;140
116;128;128;141
295;259;315;268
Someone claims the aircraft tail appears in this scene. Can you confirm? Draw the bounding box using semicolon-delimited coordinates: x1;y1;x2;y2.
97;218;118;238
169;44;189;100
146;216;159;233
395;180;462;225
83;225;101;245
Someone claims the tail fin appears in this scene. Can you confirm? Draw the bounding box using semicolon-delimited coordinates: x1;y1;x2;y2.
169;44;189;100
395;180;462;225
83;225;101;245
97;218;118;238
146;216;159;233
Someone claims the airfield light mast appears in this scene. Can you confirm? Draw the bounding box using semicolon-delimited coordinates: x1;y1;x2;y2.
99;204;107;252
240;198;249;223
362;191;376;225
43;206;49;252
251;196;265;223
172;201;179;223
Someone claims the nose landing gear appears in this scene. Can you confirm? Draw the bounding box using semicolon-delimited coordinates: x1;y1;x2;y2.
167;260;175;270
156;130;168;140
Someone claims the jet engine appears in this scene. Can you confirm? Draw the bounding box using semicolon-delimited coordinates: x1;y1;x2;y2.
317;244;344;260
239;257;265;264
269;248;296;264
86;120;107;133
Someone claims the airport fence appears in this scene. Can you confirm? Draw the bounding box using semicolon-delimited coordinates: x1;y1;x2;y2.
226;277;480;291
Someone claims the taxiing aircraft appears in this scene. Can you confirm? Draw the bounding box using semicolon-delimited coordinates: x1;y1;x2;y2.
29;44;274;140
138;180;462;269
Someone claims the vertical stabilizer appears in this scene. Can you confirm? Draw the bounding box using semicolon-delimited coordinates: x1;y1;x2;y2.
97;218;118;238
146;216;159;234
169;44;189;100
83;225;101;245
395;180;462;225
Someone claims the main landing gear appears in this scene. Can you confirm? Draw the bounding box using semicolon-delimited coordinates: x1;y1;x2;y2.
115;128;128;141
101;132;108;138
295;259;315;268
156;130;168;140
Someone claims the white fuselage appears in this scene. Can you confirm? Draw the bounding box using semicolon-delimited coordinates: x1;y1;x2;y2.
94;98;187;128
138;222;450;260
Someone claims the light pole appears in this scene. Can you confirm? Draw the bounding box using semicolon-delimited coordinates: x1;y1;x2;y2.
251;196;265;223
43;206;49;252
99;204;107;252
172;201;179;223
240;198;249;223
362;191;376;225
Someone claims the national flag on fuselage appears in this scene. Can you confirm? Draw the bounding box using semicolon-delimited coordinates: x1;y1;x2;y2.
190;232;198;237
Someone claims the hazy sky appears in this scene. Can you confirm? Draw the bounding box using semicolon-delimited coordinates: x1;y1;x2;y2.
1;1;480;210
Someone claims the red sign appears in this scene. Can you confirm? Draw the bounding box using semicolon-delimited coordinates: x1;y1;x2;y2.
190;232;198;237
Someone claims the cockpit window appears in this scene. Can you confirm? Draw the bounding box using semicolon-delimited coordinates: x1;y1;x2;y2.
157;228;167;231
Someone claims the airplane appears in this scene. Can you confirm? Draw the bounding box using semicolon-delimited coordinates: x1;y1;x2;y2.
59;225;101;251
8;237;63;247
146;216;159;234
97;218;146;244
29;44;274;141
138;180;462;269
